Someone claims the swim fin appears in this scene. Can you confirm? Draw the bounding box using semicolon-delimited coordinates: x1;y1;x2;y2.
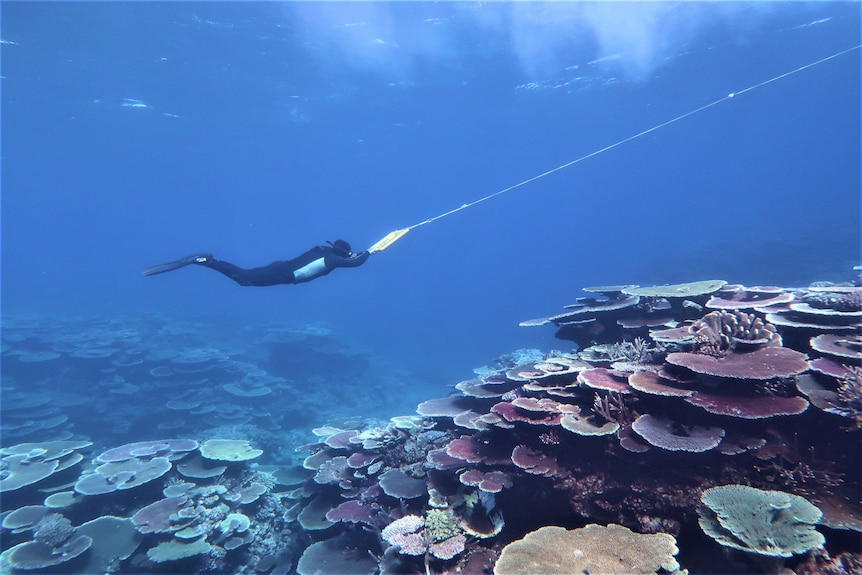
141;253;212;277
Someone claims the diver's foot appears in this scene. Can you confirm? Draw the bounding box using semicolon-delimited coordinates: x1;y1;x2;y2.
142;253;213;276
191;253;213;264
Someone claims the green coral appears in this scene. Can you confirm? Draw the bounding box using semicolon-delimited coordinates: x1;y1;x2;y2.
698;484;824;557
424;509;461;542
146;538;213;563
623;280;726;298
199;439;262;462
461;490;479;511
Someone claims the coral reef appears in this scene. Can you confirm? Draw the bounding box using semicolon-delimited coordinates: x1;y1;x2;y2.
275;280;859;575
0;438;304;574
0;441;91;493
1;279;860;574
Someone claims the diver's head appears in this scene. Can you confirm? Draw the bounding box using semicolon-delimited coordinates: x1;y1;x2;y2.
327;239;352;256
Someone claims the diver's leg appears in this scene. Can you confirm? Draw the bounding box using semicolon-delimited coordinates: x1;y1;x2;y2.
141;253;212;276
197;259;294;287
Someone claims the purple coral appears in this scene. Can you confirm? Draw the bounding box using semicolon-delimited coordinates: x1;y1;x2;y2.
631;415;725;453
325;500;378;526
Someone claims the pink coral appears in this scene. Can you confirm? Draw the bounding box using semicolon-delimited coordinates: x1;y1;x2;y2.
445;436;510;465
577;368;633;393
666;347;809;380
459;469;513;493
511;445;567;478
491;401;564;425
685;391;809;419
381;514;467;561
429;534;466;560
382;515;426;556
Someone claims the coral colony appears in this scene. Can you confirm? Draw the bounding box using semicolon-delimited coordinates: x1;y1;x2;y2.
1;279;861;574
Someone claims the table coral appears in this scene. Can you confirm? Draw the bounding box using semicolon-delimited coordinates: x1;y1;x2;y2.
665;346;809;380
199;439;263;462
493;524;680;574
698;484;824;557
631;414;725;452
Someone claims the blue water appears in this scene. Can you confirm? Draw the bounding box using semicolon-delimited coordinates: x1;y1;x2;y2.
3;2;859;382
1;3;860;572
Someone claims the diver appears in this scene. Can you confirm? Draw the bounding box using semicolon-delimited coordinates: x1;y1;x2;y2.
142;240;371;286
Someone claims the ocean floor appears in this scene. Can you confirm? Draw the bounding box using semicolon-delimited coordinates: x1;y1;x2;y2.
1;278;860;574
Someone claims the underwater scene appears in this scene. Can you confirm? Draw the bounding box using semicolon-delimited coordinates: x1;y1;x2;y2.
2;2;860;575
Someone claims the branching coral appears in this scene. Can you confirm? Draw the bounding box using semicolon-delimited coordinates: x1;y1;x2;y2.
606;337;664;364
592;392;637;427
833;365;862;428
749;430;843;497
424;509;461;543
755;454;843;494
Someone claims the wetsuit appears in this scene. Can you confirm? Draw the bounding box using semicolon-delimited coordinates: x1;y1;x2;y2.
198;246;370;286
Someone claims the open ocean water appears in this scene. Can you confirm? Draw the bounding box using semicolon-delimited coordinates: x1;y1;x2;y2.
1;2;860;574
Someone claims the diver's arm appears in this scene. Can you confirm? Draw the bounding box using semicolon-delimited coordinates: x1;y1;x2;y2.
328;251;370;268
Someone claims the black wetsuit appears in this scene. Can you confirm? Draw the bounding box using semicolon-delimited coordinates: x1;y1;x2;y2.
199;246;370;287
